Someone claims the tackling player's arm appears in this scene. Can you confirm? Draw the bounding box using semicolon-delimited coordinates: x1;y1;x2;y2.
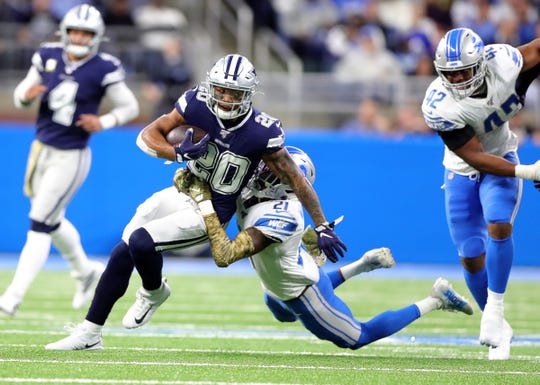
136;108;187;161
173;169;272;267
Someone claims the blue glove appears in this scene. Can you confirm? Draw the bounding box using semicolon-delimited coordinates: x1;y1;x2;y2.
174;128;210;163
534;180;540;191
314;218;347;263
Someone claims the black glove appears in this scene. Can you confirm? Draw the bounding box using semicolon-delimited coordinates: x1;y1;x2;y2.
534;180;540;191
314;220;347;263
174;128;210;162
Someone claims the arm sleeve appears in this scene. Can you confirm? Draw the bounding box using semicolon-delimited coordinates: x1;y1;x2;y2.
438;125;475;151
13;66;42;109
99;81;140;129
203;212;255;267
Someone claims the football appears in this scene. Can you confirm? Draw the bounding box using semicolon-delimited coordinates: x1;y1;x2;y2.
166;125;207;145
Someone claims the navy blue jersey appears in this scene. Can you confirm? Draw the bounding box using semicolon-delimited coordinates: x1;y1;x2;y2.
33;43;126;149
175;86;285;223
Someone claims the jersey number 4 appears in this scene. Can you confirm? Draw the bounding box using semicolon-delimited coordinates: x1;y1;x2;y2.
48;79;79;126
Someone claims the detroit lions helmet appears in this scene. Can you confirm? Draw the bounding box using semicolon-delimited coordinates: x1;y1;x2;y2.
248;146;316;200
59;4;105;58
206;54;259;120
434;28;486;99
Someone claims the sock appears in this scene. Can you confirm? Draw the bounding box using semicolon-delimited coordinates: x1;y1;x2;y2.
414;297;441;316
486;288;504;306
463;267;488;311
86;241;134;326
358;304;421;346
4;231;52;302
339;254;373;280
129;228;163;290
326;269;345;289
82;319;102;334
51;219;92;277
486;236;513;294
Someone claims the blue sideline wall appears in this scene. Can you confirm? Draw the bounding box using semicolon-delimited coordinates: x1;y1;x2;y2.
1;123;538;266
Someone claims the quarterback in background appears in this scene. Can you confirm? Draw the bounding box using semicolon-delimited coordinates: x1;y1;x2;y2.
422;27;540;360
0;4;139;316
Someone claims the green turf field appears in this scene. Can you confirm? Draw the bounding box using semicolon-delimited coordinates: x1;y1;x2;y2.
0;269;539;384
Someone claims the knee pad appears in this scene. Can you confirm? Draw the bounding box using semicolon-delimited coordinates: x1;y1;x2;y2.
30;219;60;233
459;236;486;258
128;228;157;262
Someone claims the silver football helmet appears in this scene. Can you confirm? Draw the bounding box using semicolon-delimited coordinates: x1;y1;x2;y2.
248;146;316;200
59;4;105;58
206;54;259;120
434;28;486;99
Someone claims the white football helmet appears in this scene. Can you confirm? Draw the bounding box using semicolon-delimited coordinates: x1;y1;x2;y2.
434;28;486;99
59;4;105;58
206;54;259;120
247;146;316;200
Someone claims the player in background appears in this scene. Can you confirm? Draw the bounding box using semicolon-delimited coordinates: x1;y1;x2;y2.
421;27;540;360
0;4;139;316
45;54;346;350
172;146;473;350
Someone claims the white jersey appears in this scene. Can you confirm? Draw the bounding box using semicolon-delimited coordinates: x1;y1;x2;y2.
422;44;523;176
236;198;320;301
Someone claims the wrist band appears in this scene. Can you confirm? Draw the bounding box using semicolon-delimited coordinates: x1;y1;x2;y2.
199;200;215;216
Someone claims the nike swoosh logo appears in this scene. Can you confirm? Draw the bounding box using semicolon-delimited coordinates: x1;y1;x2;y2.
320;233;333;238
84;341;100;349
134;306;152;324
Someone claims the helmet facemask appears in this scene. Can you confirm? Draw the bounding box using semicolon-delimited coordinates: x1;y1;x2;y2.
59;4;105;59
205;54;259;120
246;146;316;200
434;28;486;99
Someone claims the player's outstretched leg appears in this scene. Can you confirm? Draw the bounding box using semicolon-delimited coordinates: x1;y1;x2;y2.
122;278;171;329
430;277;474;315
45;321;103;351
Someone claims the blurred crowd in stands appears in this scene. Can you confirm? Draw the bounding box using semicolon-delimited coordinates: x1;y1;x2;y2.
0;0;539;141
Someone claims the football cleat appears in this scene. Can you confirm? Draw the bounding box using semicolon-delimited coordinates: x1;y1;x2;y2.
430;277;474;315
480;300;504;348
358;247;395;272
72;261;105;309
122;278;171;329
488;319;513;360
0;294;20;317
45;323;103;351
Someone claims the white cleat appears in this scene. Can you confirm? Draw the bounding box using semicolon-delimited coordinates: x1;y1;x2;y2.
480;301;504;348
430;277;474;315
122;278;171;329
72;261;106;309
359;247;395;272
0;294;20;317
45;323;103;351
488;319;513;360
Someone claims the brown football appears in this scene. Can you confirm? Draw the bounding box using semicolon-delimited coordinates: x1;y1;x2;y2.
166;125;207;145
